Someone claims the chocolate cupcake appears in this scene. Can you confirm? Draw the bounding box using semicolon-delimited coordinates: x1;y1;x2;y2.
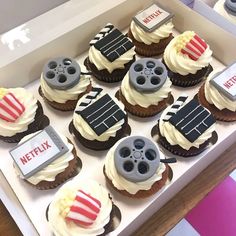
155;96;216;157
128;3;174;57
104;136;170;198
69;87;130;150
118;58;172;117
198;65;236;122
12;126;81;190
84;24;136;83
47;178;115;236
39;57;92;111
163;31;213;87
0;88;49;143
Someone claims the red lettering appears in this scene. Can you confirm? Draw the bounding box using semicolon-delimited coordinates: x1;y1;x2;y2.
224;82;231;89
19;141;52;166
229;76;236;84
38;146;44;153
34;148;39;156
25;153;31;161
44;141;51;149
142;9;163;24
20;156;28;165
29;150;35;158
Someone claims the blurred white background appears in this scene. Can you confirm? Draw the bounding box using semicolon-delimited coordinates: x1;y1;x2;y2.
0;0;68;34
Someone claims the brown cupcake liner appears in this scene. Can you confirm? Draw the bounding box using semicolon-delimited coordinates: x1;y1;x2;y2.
198;83;236;122
69;116;131;151
84;56;136;83
32;139;81;190
103;164;169;198
128;30;174;57
162;60;213;87
99;203;121;236
117;90;173;117
38;83;92;111
153;122;216;157
0;101;50;143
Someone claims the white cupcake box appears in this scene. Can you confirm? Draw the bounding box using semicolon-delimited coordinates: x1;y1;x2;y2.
193;0;236;36
0;1;236;235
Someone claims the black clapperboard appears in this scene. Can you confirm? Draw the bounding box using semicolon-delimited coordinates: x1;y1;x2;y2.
79;94;126;136
94;29;134;62
169;99;215;143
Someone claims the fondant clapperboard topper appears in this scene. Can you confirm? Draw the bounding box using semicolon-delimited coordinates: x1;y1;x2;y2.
210;62;236;101
92;24;134;62
163;97;215;142
9;126;69;178
76;88;126;136
129;58;168;93
133;3;174;32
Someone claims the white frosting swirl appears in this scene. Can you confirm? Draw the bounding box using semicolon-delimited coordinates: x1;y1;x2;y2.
214;0;236;24
205;70;236;112
163;31;213;75
159;100;215;150
130;20;174;45
104;137;166;194
48;178;112;236
120;72;172;108
40;74;91;103
73;92;126;142
0;88;37;137
88;45;135;73
14;131;74;185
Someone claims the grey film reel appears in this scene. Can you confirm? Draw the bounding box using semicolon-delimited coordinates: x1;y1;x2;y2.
43;57;81;90
114;136;160;182
129;58;167;93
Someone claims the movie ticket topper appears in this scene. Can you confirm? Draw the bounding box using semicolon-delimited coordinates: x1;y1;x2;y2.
133;4;174;32
9;126;69;178
210;62;236;101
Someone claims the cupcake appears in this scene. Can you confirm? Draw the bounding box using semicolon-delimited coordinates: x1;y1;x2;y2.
128;3;174;56
84;23;136;83
39;57;92;111
156;96;216;157
69;87;130;150
118;58;172;117
47;178;115;236
163;31;213;87
12;126;80;190
214;0;236;24
0;88;49;143
198;64;236;121
104;136;170;198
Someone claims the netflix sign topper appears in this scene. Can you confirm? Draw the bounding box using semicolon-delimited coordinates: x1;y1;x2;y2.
133;4;174;32
9;126;69;178
210;62;236;101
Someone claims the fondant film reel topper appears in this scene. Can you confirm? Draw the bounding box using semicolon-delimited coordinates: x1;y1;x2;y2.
129;58;167;93
114;136;160;182
43;57;81;90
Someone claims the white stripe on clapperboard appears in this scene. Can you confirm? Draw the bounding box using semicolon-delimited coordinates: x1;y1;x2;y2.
176;105;210;135
185;114;211;135
90;104;116;124
86;100;113;119
94;110;119;129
